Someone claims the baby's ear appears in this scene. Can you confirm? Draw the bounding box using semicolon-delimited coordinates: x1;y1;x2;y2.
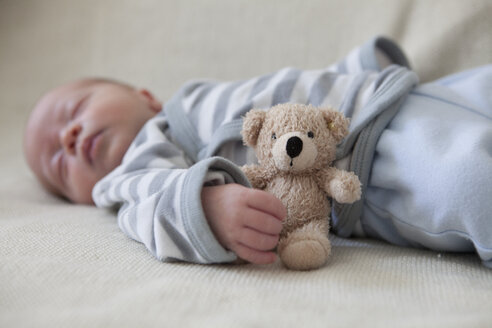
321;108;350;143
242;109;266;147
137;88;162;113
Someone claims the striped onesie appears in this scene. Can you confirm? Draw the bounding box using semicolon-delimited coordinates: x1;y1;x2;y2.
92;37;492;267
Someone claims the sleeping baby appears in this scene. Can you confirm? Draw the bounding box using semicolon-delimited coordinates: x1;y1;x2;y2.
24;37;492;268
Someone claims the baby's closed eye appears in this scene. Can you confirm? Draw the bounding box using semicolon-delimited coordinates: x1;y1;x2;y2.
67;93;91;121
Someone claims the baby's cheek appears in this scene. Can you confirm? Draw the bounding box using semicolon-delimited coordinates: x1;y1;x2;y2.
69;166;99;204
106;134;133;168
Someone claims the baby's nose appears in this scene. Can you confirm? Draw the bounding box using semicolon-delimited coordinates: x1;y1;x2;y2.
60;123;82;156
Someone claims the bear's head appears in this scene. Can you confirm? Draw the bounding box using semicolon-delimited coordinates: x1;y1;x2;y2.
242;103;349;174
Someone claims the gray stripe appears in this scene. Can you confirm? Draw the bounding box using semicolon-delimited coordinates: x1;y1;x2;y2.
127;205;143;250
154;115;169;132
100;189;111;206
94;180;111;201
212;80;244;129
155;179;201;262
160;218;200;262
235;73;274;115
163;84;205;161
128;175;144;203
271;68;301;106
112;171;145;201
233;141;248;165
122;143;183;173
249;73;275;99
307;71;338;106
113;179;124;201
188;83;217;130
148;171;172;196
337;60;348;74
198;119;243;160
378;38;410;68
118;204;142;249
372;65;397;90
342;37;411;73
339;73;369;118
133;128;148;147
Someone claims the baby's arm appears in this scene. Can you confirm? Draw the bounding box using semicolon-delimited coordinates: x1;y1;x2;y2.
94;114;266;264
201;184;286;264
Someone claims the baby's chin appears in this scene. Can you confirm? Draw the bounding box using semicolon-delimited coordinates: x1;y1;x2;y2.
65;176;99;205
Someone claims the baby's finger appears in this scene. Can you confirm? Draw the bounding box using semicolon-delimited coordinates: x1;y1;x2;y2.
243;208;283;235
238;227;279;251
246;189;287;221
233;243;277;265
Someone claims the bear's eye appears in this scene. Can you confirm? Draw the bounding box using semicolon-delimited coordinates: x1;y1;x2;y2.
272;133;277;140
307;131;314;138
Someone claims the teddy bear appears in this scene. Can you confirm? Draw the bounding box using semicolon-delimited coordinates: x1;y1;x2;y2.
241;103;361;270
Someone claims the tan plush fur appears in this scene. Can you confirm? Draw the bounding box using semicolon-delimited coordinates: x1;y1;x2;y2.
241;104;361;270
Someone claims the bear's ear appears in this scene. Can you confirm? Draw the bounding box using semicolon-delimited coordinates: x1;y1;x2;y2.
242;109;266;147
321;108;350;143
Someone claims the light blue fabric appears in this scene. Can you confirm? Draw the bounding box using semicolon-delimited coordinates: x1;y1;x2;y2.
362;66;492;266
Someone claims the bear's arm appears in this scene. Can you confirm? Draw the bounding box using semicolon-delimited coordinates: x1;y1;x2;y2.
241;164;272;190
317;167;362;204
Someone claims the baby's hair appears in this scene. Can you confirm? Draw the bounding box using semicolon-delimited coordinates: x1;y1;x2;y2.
80;77;135;90
28;77;134;121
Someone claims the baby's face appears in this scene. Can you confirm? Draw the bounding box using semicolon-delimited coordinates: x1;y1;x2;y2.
24;79;161;204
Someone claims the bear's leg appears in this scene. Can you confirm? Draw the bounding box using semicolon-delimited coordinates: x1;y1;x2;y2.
277;220;331;270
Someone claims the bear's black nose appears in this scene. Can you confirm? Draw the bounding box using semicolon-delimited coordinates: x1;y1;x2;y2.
286;136;303;158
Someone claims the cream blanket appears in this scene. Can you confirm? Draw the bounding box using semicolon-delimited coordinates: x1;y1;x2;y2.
1;1;492;327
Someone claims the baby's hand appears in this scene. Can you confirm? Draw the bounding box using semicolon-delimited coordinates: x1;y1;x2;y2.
201;184;286;264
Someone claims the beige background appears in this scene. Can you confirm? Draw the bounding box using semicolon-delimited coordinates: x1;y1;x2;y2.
1;1;492;327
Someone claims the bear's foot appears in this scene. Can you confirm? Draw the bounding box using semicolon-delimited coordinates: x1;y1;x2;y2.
278;226;331;271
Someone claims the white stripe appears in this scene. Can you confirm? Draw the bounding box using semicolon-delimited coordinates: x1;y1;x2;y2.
346;48;363;73
172;173;187;236
327;63;338;72
196;83;229;142
146;117;168;140
122;174;141;206
320;75;354;109
122;117;168;163
288;69;322;104
182;83;211;114
120;211;139;241
127;139;162;160
137;170;159;200
223;77;258;122
138;194;184;260
351;75;378;123
251;67;293;110
148;154;188;169
172;173;206;262
105;172;129;203
154;172;186;260
165;169;185;188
